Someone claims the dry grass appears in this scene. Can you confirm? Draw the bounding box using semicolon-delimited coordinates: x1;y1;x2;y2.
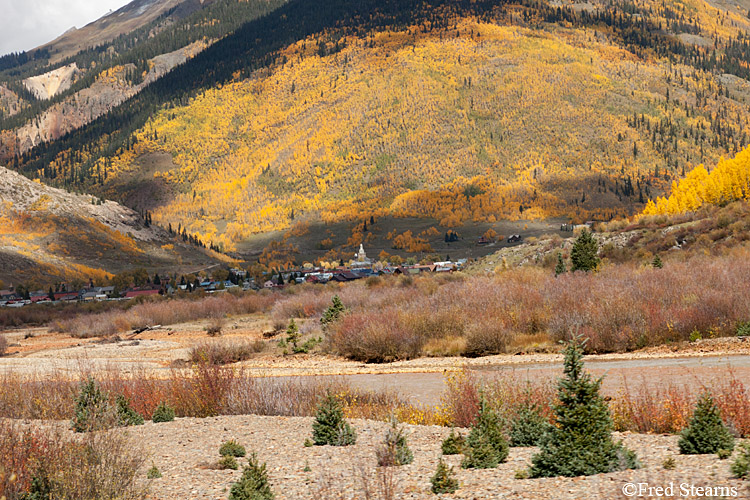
0;334;7;356
320;247;750;361
189;339;265;365
440;368;750;438
0;365;406;422
611;370;750;437
0;421;147;500
53;292;276;338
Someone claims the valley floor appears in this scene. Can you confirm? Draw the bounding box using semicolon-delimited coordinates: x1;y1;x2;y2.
28;415;747;499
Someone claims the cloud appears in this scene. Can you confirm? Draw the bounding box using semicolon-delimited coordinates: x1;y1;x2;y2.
0;0;130;56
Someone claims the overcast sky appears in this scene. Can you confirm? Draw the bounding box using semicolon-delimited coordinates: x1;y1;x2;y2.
0;0;131;56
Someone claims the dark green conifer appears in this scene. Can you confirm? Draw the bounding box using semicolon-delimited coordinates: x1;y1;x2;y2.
510;404;551;447
431;459;458;494
530;338;638;477
555;252;566;276
678;392;735;455
570;229;599;272
311;393;356;446
321;295;346;328
461;396;509;469
228;453;275;500
71;378;111;433
116;395;144;426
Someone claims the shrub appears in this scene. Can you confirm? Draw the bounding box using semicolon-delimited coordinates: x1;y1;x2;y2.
218;455;239;470
430;459;458;494
530;338;639;477
116;395;144;427
663;456;676;470
228;453;275;500
311;393;356;446
718;448;732;460
13;429;149;500
441;429;465;455
462;324;510;357
152;401;175;423
731;442;750;479
0;334;7;356
220;440;247;458
147;465;162;479
514;468;530;479
190;340;263;365
72;378;112;433
328;309;424;362
678;392;735;455
737;321;750;337
461;397;509;469
510;404;550;447
376;419;413;467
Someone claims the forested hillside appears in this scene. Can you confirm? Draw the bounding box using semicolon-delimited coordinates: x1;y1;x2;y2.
8;0;750;253
0;0;286;157
0;166;221;285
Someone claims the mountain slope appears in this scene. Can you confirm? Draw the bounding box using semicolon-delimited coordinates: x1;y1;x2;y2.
0;165;221;285
37;0;203;64
0;0;286;160
9;0;750;257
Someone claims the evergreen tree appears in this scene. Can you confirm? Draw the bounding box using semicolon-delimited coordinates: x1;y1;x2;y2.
678;392;735;455
570;230;600;272
321;295;346;328
530;338;638;477
152;401;175;423
461;396;509;469
652;254;663;268
376;418;414;466
311;393;356;446
228;453;275;500
441;429;465;455
72;378;111;433
116;395;144;426
285;319;300;351
554;252;566;276
431;459;459;494
510;404;551;447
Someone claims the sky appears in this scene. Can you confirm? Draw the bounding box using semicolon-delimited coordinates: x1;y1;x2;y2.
0;0;131;56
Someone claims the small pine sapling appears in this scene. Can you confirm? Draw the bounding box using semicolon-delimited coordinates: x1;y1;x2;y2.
152;401;175;423
321;295;346;329
441;429;465;455
376;418;413;466
311;393;356;446
228;453;275;500
220;440;247;457
530;337;639;477
678;392;735;455
431;459;458;494
116;395;144;426
461;396;509;469
510;403;550;447
72;378;111;433
731;442;750;479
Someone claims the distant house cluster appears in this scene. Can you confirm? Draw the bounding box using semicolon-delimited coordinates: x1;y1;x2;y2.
0;246;467;308
262;246;466;288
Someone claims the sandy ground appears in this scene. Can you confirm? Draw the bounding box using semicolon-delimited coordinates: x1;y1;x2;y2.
2;316;749;377
28;415;749;500
4;319;750;499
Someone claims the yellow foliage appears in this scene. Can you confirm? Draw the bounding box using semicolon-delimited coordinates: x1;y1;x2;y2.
644;147;750;215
